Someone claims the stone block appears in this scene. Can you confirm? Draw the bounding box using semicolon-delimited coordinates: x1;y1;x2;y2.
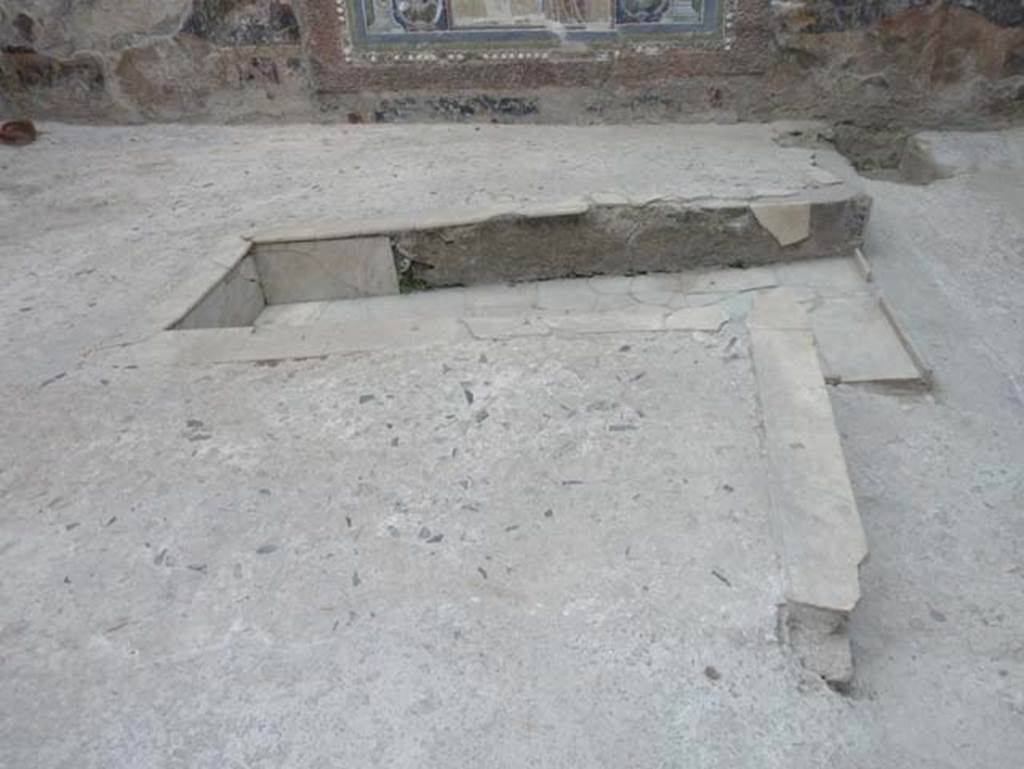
748;291;867;624
389;195;869;289
174;255;265;329
0;50;114;120
808;293;924;385
751;202;811;247
750;292;868;684
180;1;301;45
252;236;399;304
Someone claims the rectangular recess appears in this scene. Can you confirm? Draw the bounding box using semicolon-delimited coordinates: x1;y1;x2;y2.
252;237;399;304
170;191;868;331
174;254;265;330
173;236;399;329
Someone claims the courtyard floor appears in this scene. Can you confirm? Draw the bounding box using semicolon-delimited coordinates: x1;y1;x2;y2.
0;123;1022;768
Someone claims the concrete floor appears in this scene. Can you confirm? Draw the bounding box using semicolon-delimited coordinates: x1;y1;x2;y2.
1;123;1022;767
834;169;1024;768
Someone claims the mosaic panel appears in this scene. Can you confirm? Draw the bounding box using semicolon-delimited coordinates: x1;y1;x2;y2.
350;0;714;45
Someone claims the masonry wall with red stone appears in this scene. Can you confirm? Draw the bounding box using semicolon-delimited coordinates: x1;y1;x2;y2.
1;1;1022;164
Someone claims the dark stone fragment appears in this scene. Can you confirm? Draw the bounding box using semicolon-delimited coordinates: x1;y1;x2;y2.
181;1;301;45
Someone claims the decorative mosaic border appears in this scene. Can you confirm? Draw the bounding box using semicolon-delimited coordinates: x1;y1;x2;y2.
300;0;764;94
335;0;736;61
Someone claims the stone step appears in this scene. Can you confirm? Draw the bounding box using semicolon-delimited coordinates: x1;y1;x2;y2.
242;187;871;290
160;123;871;332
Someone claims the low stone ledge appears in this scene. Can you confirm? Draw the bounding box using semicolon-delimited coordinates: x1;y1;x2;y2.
749;290;869;685
244;191;870;290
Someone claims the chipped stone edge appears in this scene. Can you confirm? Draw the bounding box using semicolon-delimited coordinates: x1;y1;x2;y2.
749;291;869;688
104;304;730;366
853;247;873;283
750;202;811;247
818;290;932;389
878;295;933;388
242;198;592;244
241;189;860;246
152;235;253;331
777;602;856;691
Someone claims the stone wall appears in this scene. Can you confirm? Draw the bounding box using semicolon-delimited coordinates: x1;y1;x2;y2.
1;0;1022;161
0;1;308;120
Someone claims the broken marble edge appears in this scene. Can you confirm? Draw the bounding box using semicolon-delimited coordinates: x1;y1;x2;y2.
105;304;730;366
878;295;934;387
152;234;254;331
748;290;869;683
810;290;931;388
750;202;811;247
853;247;873;283
809;291;929;388
241;187;863;248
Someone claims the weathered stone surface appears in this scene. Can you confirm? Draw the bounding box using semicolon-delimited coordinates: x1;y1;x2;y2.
0;49;113;119
227;126;870;289
748;291;868;613
773;0;1024;33
901;127;1024;182
181;0;301;45
252;236;399;304
808;293;924;385
0;1;305;121
390;197;868;288
174;255;266;329
751;202;811;247
749;290;868;685
112;36;306;120
779;603;855;688
0;2;190;53
0;0;1022;148
4;119;1024;769
158;249;882;372
769;3;1024;166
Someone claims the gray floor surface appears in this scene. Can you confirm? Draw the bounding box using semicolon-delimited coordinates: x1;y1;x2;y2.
1;123;1022;768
